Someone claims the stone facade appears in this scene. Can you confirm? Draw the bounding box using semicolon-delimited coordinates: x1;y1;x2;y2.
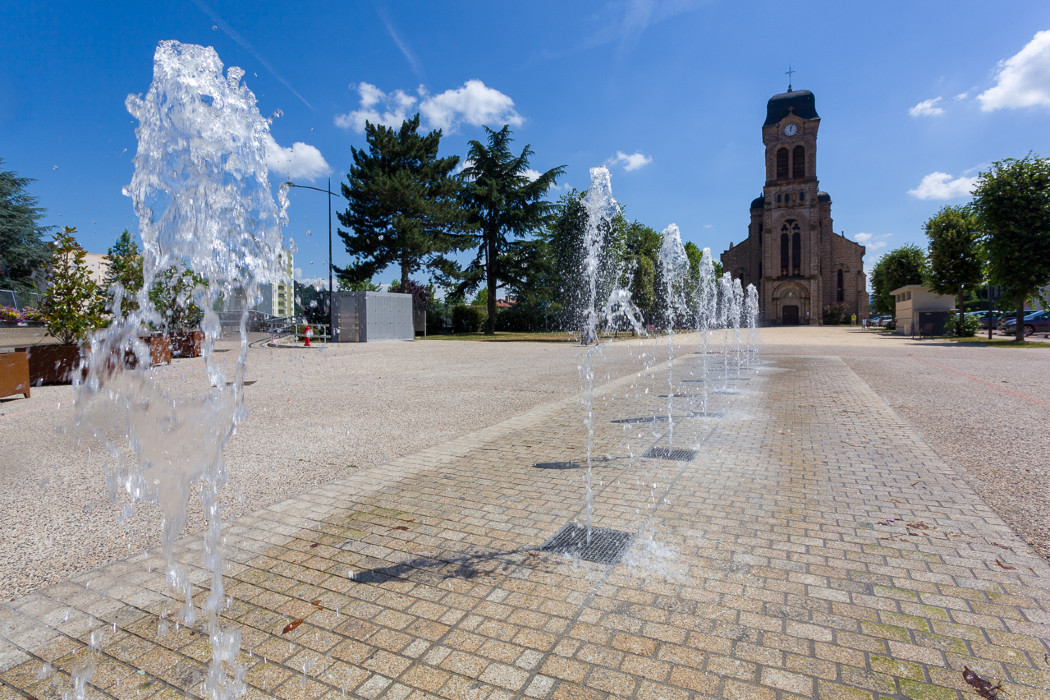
721;89;868;325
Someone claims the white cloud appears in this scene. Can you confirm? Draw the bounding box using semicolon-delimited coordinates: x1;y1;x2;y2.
908;97;944;117
955;91;970;101
907;172;978;200
852;232;892;253
419;80;523;132
334;82;418;132
607;150;653;172
335;80;522;133
262;133;331;180
978;30;1050;111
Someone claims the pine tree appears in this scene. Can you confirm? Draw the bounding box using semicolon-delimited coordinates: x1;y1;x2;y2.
337;114;464;290
0;158;51;306
460;126;565;334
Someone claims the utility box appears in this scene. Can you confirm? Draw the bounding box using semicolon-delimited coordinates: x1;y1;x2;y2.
332;291;414;342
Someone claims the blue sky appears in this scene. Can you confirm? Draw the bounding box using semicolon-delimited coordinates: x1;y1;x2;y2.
4;1;1050;291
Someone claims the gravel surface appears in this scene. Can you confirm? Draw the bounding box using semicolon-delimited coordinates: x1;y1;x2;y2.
0;332;661;600
4;326;1049;600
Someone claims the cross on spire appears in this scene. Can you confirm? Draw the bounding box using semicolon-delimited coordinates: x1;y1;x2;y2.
785;66;795;92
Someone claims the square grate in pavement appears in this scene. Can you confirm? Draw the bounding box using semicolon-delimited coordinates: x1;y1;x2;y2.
540;523;633;565
611;415;668;424
533;461;579;470
642;447;696;461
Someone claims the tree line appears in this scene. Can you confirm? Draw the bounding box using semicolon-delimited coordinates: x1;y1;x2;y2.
334;115;721;336
870;154;1050;341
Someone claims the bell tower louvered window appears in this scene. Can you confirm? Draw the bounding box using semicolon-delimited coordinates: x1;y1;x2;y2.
792;145;805;180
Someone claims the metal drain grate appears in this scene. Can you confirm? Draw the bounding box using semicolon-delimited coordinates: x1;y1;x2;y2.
642;447;697;461
533;461;578;470
540;523;633;565
611;415;668;424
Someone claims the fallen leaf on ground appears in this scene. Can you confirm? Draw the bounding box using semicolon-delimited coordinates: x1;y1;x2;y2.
906;522;929;530
282;619;303;634
962;666;1003;699
995;558;1016;570
311;599;322;608
390;526;409;532
309;543;319;548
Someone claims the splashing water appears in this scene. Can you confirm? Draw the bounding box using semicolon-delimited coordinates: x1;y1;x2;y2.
717;274;734;391
75;41;286;700
657;224;689;448
732;278;744;378
694;249;718;414
744;283;759;368
578;167;643;543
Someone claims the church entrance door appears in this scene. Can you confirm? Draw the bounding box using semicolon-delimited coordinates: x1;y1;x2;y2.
782;305;800;325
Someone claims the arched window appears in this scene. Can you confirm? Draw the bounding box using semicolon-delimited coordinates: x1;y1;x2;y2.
776;148;789;180
799;191;805;201
780;229;789;275
791;223;801;275
776;194;782;203
792;145;806;179
836;268;844;301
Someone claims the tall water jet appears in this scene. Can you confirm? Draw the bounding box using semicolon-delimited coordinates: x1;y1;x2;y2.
744;283;759;368
732;277;744;378
577;166;642;543
694;249;718;414
75;41;286;699
717;273;734;391
656;223;689;448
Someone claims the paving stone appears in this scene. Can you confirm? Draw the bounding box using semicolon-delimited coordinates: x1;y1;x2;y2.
3;349;1050;698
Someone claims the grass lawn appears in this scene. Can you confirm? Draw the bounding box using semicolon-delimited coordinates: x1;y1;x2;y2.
422;331;578;342
950;335;1050;347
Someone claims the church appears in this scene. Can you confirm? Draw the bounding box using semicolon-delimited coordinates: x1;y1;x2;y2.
721;87;868;325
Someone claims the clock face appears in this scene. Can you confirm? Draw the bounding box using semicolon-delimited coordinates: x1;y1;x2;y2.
784;124;798;136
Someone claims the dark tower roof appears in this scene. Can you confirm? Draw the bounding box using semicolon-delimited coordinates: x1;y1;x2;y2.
750;195;765;210
763;89;818;127
817;191;831;203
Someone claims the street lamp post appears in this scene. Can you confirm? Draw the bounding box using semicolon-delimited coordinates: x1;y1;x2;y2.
285;178;336;341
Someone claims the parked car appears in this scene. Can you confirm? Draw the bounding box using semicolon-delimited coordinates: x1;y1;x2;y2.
999;310;1050;336
968;310;1005;329
869;315;891;327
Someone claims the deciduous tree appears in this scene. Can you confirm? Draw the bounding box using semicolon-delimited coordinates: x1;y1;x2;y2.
972;153;1050;341
104;230;144;317
924;205;983;333
869;244;927;316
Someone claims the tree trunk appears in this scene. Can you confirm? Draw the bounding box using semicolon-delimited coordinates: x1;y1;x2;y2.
1015;296;1025;342
486;236;497;335
957;289;965;335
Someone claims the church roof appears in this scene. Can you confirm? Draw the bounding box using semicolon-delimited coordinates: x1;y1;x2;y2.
750;195;765;210
764;89;819;127
817;191;831;203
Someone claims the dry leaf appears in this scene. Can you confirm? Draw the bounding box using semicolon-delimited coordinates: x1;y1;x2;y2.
390;525;409;532
994;558;1016;570
282;618;303;634
309;543;319;548
962;666;1003;699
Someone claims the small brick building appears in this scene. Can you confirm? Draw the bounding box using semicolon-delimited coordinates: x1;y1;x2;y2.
721;88;868;325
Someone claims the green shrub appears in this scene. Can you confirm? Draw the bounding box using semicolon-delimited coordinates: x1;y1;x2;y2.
944;312;979;337
40;227;106;345
451;304;485;333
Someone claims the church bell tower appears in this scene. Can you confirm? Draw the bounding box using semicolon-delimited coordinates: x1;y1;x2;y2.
721;86;868;325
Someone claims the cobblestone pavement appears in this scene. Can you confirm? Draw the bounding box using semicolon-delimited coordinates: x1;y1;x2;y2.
3;340;1050;698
